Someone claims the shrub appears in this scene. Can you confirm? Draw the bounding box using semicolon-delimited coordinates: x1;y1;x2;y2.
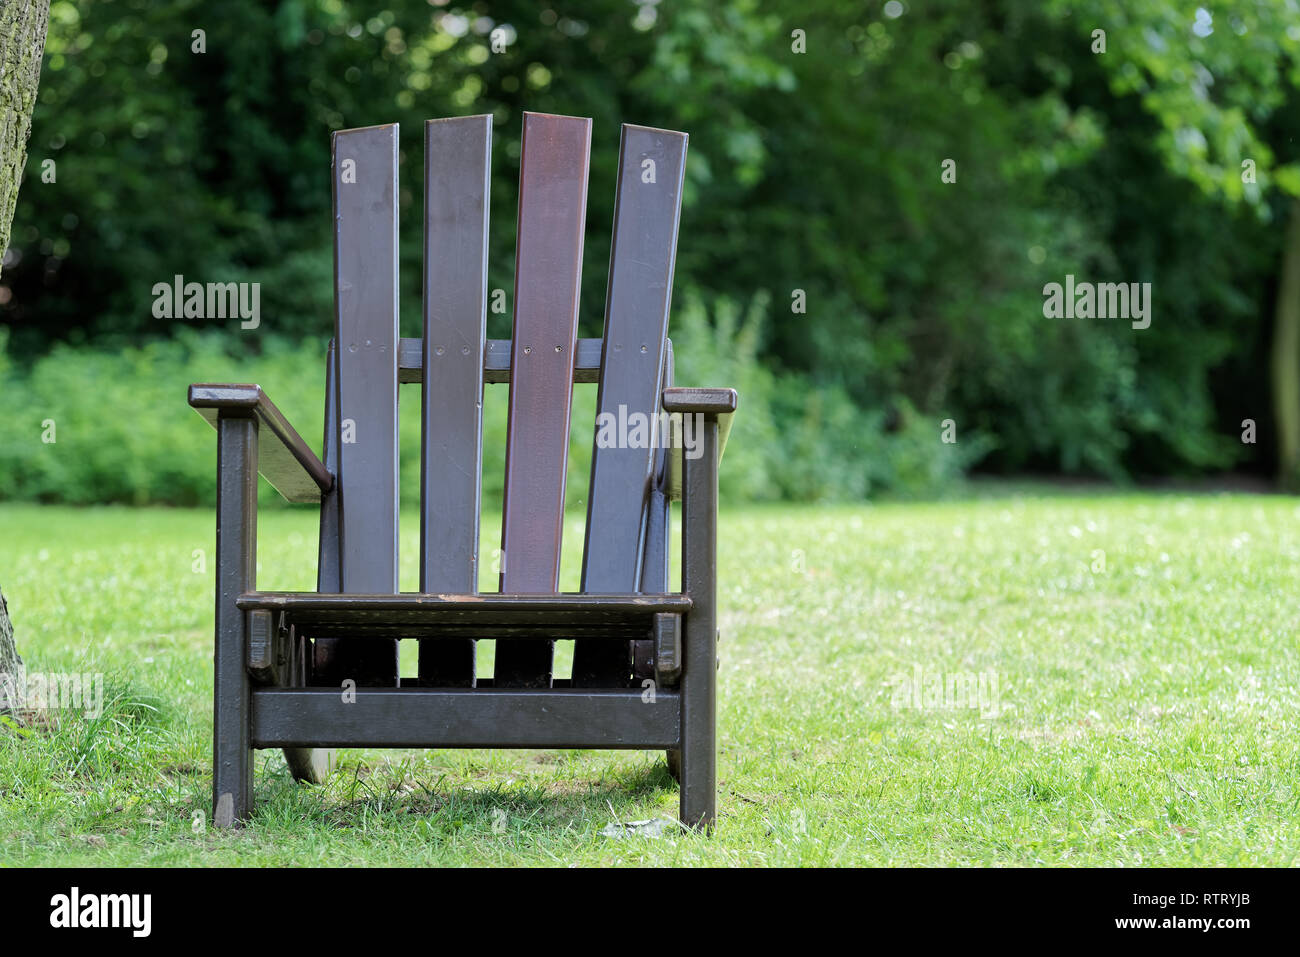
0;295;969;508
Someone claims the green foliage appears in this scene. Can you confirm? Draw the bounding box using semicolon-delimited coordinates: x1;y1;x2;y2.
0;328;324;505
0;311;961;506
3;0;794;347
1047;0;1300;206
2;0;1299;499
672;292;975;501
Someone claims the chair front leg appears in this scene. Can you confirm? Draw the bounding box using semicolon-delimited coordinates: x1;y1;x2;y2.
679;413;719;830
213;415;258;827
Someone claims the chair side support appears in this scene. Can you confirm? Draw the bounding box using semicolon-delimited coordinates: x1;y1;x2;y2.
212;415;258;827
679;411;721;830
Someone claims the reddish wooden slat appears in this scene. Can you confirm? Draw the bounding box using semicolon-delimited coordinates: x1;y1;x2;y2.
496;112;592;688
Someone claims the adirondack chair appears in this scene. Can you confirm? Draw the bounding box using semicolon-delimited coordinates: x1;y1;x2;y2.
187;112;735;830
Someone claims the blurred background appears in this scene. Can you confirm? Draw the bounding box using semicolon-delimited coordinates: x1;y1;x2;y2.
1;0;1298;507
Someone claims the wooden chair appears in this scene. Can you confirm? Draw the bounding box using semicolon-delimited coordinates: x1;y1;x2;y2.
187;113;735;830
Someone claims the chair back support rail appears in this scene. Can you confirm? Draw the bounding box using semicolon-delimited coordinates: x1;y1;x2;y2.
190;111;733;831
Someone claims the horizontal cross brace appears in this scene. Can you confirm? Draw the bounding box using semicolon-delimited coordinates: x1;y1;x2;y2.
396;337;609;385
251;687;680;749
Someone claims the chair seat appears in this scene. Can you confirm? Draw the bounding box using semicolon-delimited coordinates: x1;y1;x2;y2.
237;591;690;640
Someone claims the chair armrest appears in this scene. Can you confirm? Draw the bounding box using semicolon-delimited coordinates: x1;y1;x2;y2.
663;387;737;500
662;387;737;416
188;384;333;503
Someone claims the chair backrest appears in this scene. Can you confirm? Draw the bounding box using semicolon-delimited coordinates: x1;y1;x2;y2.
318;112;688;691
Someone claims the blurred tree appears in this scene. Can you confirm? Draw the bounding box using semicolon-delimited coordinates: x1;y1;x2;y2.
0;0;49;275
0;0;790;349
0;588;19;715
1275;198;1300;485
0;0;47;694
734;0;1275;479
1047;0;1300;482
3;0;1300;498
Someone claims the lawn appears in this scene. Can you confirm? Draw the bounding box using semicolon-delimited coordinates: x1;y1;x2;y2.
1;488;1298;865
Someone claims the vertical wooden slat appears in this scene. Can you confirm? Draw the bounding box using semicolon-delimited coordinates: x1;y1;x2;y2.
648;344;677;773
635;342;674;679
292;343;342;778
312;343;338;595
332;123;400;686
419;115;492;687
312;341;342;683
496;112;592;688
317;341;342;595
573;124;688;688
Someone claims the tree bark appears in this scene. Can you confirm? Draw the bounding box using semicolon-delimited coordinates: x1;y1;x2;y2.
1272;198;1300;489
0;0;48;695
0;589;22;712
0;0;50;279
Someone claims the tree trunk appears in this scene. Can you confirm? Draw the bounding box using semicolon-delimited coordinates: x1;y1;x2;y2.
0;589;22;712
1272;198;1300;489
0;0;50;278
0;0;49;694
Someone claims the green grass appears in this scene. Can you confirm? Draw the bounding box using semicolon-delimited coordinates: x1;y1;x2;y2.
1;488;1298;865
